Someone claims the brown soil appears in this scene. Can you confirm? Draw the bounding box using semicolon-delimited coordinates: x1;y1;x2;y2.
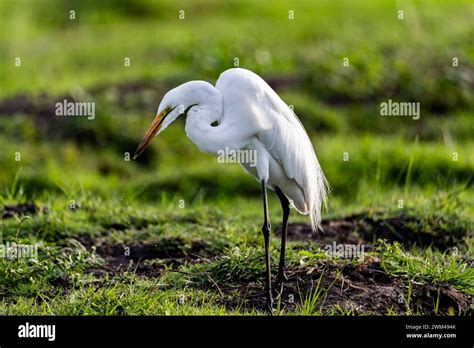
78;235;218;277
0;80;165;118
218;257;471;315
5;205;467;315
2;203;42;219
275;212;466;251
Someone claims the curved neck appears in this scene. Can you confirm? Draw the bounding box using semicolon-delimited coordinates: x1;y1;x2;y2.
185;103;226;154
183;85;251;155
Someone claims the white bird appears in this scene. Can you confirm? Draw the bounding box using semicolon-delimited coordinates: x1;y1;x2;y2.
134;68;328;311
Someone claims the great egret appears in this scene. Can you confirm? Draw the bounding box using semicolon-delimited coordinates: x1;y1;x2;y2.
134;68;328;311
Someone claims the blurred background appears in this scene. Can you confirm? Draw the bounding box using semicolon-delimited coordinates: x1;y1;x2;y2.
0;0;473;317
0;0;473;215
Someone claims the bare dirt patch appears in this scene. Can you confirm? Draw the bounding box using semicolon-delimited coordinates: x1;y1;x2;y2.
0;80;166;118
1;203;44;219
218;257;471;315
275;212;466;251
78;236;218;277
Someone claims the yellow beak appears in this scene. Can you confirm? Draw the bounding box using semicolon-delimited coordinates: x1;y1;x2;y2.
133;108;169;160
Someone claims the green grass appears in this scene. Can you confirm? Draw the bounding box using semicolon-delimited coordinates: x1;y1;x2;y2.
379;241;473;295
0;0;472;315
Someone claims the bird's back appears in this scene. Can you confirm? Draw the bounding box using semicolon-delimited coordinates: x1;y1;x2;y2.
216;68;328;230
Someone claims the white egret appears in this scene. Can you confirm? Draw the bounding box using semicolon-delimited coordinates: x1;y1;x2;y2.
134;68;328;311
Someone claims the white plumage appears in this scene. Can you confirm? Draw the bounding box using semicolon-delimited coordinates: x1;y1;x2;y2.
134;67;329;311
216;69;328;230
137;68;328;230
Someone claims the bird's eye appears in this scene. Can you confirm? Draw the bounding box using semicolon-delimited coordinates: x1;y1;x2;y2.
210;121;219;127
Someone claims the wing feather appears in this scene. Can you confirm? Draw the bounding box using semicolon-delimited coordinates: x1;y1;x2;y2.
216;68;328;229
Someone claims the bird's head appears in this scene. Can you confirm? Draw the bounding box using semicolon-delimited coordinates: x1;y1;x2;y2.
133;82;203;160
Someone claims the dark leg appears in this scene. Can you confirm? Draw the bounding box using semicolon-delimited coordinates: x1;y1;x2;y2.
275;187;290;294
261;180;273;312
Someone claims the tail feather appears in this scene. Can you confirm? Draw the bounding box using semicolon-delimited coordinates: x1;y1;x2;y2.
286;106;329;232
308;160;330;232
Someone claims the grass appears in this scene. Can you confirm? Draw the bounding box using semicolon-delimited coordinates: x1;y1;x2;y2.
295;271;329;315
0;0;473;315
379;241;473;295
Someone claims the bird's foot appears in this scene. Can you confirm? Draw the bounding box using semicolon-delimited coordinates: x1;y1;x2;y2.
273;272;289;300
265;300;274;315
263;291;274;314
